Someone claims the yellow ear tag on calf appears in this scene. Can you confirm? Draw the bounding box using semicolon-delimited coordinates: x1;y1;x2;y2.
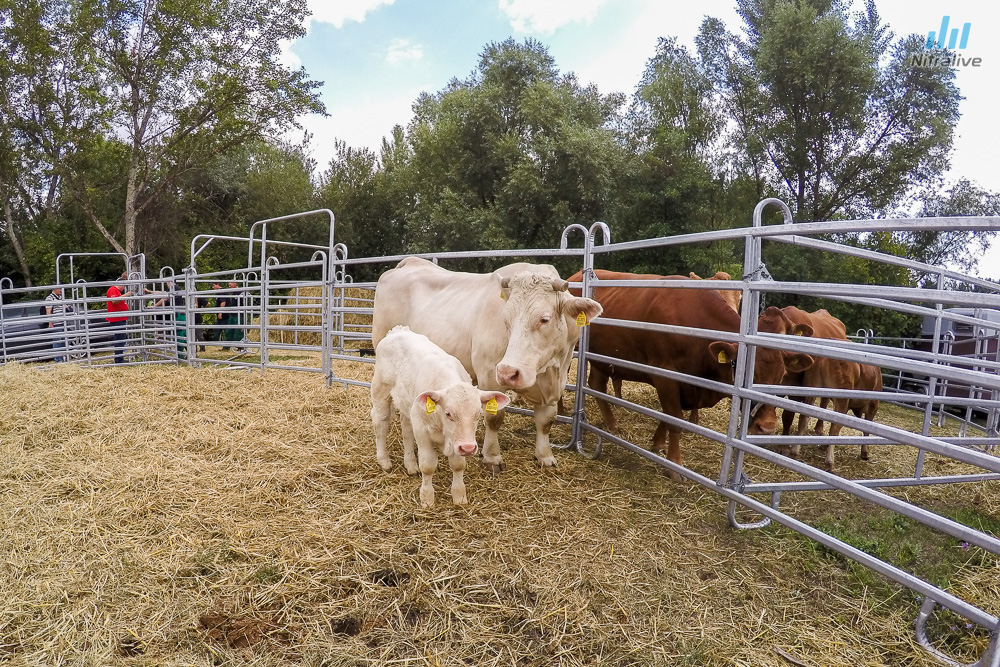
500;292;506;300
485;397;498;415
576;312;588;327
425;397;437;415
717;350;727;363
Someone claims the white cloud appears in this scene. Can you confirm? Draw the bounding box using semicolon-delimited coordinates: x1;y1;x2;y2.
386;39;424;64
498;0;607;34
296;88;426;170
307;0;395;30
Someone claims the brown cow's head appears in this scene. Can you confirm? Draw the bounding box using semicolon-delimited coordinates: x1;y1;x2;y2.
710;306;814;435
495;272;603;390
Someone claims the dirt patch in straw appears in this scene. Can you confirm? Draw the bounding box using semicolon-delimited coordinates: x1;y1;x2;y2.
0;360;996;666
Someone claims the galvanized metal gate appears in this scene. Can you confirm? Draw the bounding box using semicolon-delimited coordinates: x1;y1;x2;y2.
2;199;998;665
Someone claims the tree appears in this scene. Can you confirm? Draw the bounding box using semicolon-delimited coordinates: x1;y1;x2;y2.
1;0;325;265
614;37;733;275
907;179;1000;279
697;0;961;222
403;38;626;261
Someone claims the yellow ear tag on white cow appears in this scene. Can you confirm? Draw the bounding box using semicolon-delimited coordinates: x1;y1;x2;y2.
425;397;437;415
717;350;727;363
576;312;588;327
485;397;498;415
500;292;506;300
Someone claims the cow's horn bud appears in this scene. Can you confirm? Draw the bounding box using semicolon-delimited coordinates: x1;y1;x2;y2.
550;278;569;292
500;277;511;289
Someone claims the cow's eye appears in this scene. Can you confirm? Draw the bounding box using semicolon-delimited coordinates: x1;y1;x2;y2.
540;316;551;325
444;411;452;419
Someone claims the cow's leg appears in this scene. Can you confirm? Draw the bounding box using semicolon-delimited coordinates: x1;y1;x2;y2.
778;405;796;458
399;412;419;476
370;385;394;472
447;451;469;505
790;397;816;459
612;377;623;399
588;364;619;434
482;411;506;474
416;437;438;508
532;402;559;467
813;397;829;435
651;381;683;480
688;409;699;426
824;398;850;472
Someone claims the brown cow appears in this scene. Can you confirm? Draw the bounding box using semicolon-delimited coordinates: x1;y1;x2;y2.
569;270;814;478
608;270;742;418
778;307;882;470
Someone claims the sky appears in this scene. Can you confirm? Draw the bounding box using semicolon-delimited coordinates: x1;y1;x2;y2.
281;0;1000;280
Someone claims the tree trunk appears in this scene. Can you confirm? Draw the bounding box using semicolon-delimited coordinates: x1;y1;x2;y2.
1;194;33;287
124;161;140;257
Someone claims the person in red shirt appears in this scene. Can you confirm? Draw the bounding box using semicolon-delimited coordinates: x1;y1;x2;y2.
106;272;134;364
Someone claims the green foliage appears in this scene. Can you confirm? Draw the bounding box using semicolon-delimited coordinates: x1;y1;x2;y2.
404;38;626;255
698;0;961;222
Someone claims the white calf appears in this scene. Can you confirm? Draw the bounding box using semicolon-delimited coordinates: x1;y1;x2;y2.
371;326;511;507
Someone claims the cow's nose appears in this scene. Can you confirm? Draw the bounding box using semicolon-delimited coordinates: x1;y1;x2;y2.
496;365;521;387
457;442;478;456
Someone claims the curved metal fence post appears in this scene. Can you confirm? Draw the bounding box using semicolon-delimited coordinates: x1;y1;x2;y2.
915;597;1000;667
723;198;787;528
569;221;611;459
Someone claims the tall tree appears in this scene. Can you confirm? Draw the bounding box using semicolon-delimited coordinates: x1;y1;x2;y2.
616;37;732;275
697;0;960;222
1;0;325;263
404;38;625;258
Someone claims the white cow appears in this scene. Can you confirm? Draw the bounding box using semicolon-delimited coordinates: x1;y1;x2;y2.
372;257;603;473
371;326;511;507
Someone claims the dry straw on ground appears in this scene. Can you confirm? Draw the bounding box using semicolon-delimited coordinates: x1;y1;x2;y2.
0;360;997;666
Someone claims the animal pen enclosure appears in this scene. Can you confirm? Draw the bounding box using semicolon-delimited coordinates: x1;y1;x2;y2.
1;202;998;666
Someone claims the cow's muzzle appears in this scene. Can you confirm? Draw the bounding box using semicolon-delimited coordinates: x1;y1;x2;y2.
456;442;478;457
496;364;530;389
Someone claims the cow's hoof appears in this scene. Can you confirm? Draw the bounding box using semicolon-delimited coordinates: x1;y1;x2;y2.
377;460;392;472
860;451;870;461
657;467;682;481
606;423;620;436
534;455;558;467
483;460;506;474
404;466;419;477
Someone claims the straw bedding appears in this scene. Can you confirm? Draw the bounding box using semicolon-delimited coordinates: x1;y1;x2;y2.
0;360;996;666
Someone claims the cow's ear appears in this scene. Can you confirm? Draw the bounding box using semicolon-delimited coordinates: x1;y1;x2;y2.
480;391;511;414
495;274;511;301
791;323;813;337
564;297;602;324
416;391;443;415
709;341;738;365
783;352;813;373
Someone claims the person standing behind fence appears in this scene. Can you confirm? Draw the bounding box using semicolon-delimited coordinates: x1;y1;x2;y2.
45;287;68;362
106;273;134;364
194;291;210;351
224;281;246;352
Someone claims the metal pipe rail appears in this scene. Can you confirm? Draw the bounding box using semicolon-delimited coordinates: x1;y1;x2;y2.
5;204;999;666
